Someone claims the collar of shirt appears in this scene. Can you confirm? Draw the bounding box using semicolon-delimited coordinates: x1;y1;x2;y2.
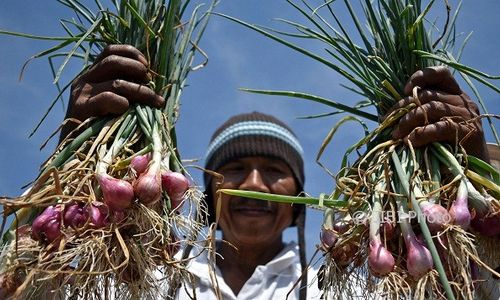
180;241;302;299
188;241;299;284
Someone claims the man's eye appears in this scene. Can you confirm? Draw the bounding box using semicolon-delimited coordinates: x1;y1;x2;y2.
264;166;286;175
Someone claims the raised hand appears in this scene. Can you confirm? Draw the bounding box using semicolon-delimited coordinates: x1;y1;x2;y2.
61;44;164;139
391;66;488;160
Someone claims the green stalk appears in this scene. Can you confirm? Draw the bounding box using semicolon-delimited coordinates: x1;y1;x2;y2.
429;152;441;202
97;114;137;174
466;169;500;196
239;88;379;122
135;104;153;139
391;150;455;300
113;109;134;140
467;155;500;184
219;189;348;208
323;207;335;230
41;117;109;173
370;190;383;244
431;143;490;215
150;121;163;171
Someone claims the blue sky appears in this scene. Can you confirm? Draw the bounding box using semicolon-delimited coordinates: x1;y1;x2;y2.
1;1;499;261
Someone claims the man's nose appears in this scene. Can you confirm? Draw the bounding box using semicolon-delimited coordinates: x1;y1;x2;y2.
239;169;270;193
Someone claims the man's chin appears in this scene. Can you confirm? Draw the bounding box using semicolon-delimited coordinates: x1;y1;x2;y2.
233;209;273;218
230;219;274;235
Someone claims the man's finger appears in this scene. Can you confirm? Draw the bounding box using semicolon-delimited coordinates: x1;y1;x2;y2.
89;80;164;108
383;90;478;120
84;92;130;117
110;80;165;108
85;55;149;84
71;80;164;121
403;120;479;148
393;103;475;139
404;66;461;95
94;44;148;67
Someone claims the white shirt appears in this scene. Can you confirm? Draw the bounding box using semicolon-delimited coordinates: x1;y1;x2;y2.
174;241;322;300
476;268;500;300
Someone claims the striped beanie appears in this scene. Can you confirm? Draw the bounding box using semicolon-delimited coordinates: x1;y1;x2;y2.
203;111;305;226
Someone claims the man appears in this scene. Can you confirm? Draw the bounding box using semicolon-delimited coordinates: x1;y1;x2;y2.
174;111;318;299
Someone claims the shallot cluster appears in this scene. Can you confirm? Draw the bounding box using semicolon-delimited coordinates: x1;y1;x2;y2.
31;202;111;243
31;154;190;245
31;206;63;243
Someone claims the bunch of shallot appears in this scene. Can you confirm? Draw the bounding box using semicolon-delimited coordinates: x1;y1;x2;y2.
30;166;190;246
227;0;500;299
0;0;214;298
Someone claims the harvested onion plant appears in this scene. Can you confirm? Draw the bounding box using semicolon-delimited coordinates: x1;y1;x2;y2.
219;0;499;299
0;0;213;298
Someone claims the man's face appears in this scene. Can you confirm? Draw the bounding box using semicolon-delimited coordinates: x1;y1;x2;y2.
211;156;297;248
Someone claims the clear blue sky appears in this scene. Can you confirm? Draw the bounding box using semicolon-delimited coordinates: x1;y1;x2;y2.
0;0;499;262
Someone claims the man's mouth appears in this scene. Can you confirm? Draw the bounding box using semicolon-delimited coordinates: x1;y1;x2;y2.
230;198;274;216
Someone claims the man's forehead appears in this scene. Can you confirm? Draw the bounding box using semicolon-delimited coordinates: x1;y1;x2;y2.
222;156;290;167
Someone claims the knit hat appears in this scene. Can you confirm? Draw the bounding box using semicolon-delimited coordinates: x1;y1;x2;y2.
203;111;305;226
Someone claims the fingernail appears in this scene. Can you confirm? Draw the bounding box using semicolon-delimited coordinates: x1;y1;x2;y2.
157;96;165;108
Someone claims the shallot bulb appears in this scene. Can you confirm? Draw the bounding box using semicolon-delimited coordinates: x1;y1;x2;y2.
449;180;471;229
31;206;62;243
88;202;109;228
331;241;358;266
130;154;150;175
470;194;500;236
320;208;338;251
44;219;62;242
368;240;395;276
320;227;338;250
134;170;162;205
419;201;451;233
333;219;352;234
405;236;434;279
161;171;189;210
471;214;500;237
368;201;395;276
97;174;135;212
400;216;433;279
64;203;88;229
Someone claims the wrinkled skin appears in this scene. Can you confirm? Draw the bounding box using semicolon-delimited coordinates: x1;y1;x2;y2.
388;66;488;161
60;44;164;140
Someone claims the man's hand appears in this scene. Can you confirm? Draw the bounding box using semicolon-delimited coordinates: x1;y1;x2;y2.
390;66;489;160
60;44;165;139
